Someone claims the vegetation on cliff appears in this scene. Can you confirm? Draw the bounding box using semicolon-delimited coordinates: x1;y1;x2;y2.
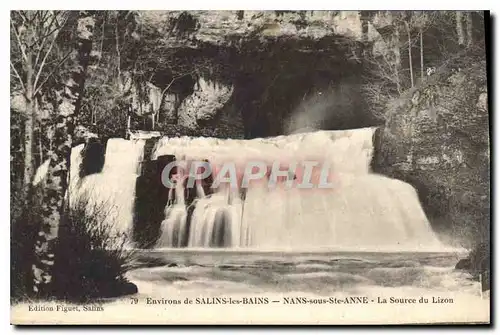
364;11;489;277
370;16;488;252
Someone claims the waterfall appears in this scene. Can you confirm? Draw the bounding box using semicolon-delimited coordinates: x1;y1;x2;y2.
68;128;445;251
155;179;188;247
187;188;244;247
150;128;444;251
69;138;146;236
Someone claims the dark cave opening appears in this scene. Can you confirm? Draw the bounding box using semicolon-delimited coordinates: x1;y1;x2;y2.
146;36;380;139
227;37;377;138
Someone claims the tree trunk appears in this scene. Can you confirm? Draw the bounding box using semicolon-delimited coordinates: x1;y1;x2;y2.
32;11;95;297
23;23;35;203
456;12;465;46
23;95;34;198
405;21;414;88
420;27;424;81
393;23;402;94
466;12;473;47
39;121;43;164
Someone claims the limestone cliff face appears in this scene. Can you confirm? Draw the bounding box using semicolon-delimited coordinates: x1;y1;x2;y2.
104;11;407;138
139;11;373;48
133;10;395;138
177;77;236;130
372;60;489;246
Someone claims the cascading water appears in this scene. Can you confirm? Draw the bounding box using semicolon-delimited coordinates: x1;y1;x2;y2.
187;188;244;248
148;128;444;251
69;138;146;236
154;179;189;247
68;128;444;250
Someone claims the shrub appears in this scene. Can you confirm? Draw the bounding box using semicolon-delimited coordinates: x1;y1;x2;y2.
52;193;138;302
12;187;139;304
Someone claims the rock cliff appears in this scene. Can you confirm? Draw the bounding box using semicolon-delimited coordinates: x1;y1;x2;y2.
372;57;489;246
132;10;397;138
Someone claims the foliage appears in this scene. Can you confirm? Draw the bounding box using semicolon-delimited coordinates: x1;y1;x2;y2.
10;11;72;96
12;190;138;302
52;193;137;302
11;184;42;302
77;10;205;138
362;11;485;121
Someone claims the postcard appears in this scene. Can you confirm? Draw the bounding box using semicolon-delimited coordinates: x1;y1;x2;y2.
10;10;490;325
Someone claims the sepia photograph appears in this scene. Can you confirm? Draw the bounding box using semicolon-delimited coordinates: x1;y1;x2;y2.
9;9;490;325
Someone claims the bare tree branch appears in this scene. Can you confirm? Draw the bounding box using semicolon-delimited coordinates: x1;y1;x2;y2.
10;20;28;62
10;61;26;92
33;50;72;96
17;10;29;25
34;12;57;73
33;18;64;92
